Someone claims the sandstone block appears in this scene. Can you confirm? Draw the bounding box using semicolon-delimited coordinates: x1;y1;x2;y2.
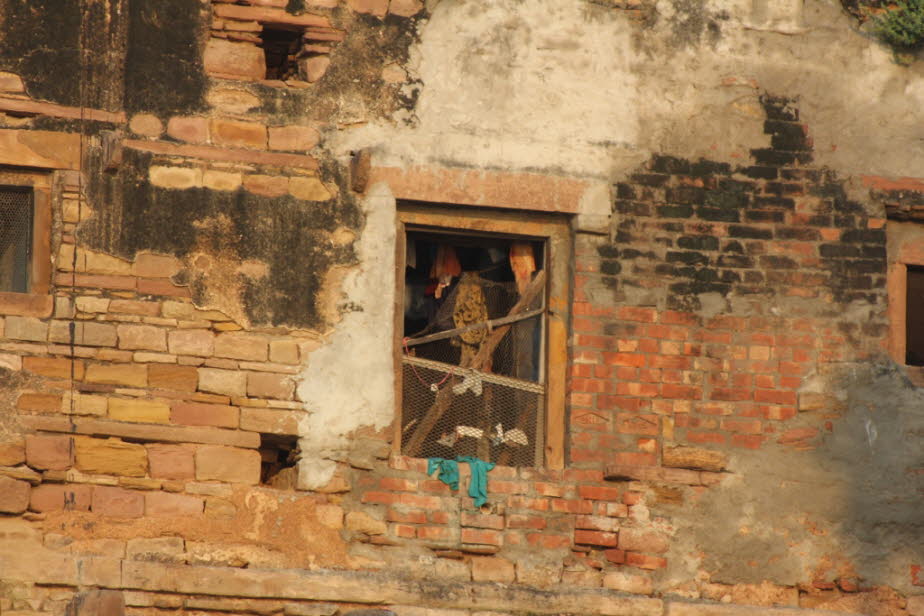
199;367;247;397
149;165;202;189
86;364;148;387
247;372;295;400
0;439;25;466
662;446;727;472
129;113;164;138
603;570;653;595
239;407;301;435
214;333;268;361
48;320;118;346
134;253;182;278
25;434;73;470
17;392;62;411
346;0;388;17
203;169;243;191
92;486;144;517
0;352;21;371
118;324;168;351
289;175;332;201
145;491;204;516
148;364;198;392
76;296;111;313
269;340;299;364
23;356;84;380
126;536;186;563
314;504;343;529
84;251;133;275
243;174;289;197
345;511;386;535
168;329;215;357
166;116;209;144
0;476;30;513
389;0;423;17
211;118;267;150
471;556;515;583
268;125;320;152
30;483;92;512
70;392;109;416
147;444;195;480
195;445;261;484
75;437;148;477
108;398;170;424
0;71;24;92
5;316;48;341
110;299;161;316
171;402;239;428
204;38;265;79
301;55;330;82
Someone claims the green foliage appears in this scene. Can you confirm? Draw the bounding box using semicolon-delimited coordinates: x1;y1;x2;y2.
872;0;924;50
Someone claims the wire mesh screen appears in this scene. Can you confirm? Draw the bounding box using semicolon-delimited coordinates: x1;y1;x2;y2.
0;188;33;293
401;356;545;467
402;273;546;467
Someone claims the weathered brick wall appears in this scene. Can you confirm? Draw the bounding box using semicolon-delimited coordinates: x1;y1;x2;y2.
0;2;922;616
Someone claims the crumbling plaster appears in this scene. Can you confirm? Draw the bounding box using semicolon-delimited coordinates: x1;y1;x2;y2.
337;0;924;181
296;183;397;490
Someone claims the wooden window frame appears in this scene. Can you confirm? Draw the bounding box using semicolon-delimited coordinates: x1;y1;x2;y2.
887;221;924;384
0;169;53;317
393;202;571;470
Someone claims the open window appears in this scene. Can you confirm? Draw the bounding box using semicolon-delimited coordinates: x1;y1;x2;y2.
887;220;924;386
395;204;570;469
906;265;924;366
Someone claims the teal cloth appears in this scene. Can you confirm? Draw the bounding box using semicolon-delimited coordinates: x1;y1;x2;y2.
427;456;495;507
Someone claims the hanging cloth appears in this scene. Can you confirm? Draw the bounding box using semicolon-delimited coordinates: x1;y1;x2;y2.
427;455;496;507
509;242;536;296
429;245;462;299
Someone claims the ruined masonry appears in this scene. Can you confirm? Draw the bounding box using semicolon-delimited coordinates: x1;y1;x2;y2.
0;1;922;616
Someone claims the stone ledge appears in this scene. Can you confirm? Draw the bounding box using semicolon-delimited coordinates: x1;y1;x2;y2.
124;139;319;170
20;415;260;449
604;463;726;486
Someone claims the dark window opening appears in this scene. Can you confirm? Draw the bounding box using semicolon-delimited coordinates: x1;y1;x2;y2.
259;434;299;489
261;26;302;80
0;187;33;294
400;229;547;467
907;265;924;366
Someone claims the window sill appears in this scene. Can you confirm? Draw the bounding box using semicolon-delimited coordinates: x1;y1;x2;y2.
0;292;54;317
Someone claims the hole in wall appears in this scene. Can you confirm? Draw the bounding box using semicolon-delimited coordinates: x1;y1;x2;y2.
261;26;302;80
259;433;299;489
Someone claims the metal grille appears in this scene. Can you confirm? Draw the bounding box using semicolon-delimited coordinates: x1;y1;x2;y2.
401;276;546;467
0;188;33;293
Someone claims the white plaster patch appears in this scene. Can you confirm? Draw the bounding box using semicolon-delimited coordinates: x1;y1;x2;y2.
295;183;397;490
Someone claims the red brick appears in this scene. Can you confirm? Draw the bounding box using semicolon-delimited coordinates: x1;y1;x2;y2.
754;389;797;405
526;533;571;549
661;384;702;399
731;434;765;449
551;498;594;514
29;483;92;512
613;452;657;466
507;496;549;511
686;431;727;445
92;486;144;517
25;435;73;470
625;552;667;570
417;525;452;541
393;524;416;538
145;491;204;516
386;508;427;524
429;510;450;524
604;548;626;564
617;306;657;322
574;529;618;547
378;477;418;492
615;413;660;436
171;402;239;428
420;479;452;494
461;528;503;546
602;352;646;367
778;427;818;444
506;514;546;530
720;418;762;434
577;485;620;501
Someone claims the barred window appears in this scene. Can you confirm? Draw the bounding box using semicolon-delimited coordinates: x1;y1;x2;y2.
0;187;34;294
399;228;548;467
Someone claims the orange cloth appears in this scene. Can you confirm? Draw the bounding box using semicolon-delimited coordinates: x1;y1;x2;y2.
429;245;461;299
509;242;536;295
